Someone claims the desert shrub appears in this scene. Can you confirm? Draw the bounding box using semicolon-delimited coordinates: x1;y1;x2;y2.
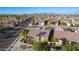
33;41;50;51
52;37;59;42
61;42;79;51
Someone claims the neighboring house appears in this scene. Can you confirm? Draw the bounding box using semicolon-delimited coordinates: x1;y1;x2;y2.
64;18;79;26
37;18;44;26
74;19;79;25
28;18;45;26
28;23;32;26
67;23;71;26
66;22;71;26
64;21;71;26
55;23;58;27
27;28;49;42
0;23;15;28
38;22;44;26
54;27;79;43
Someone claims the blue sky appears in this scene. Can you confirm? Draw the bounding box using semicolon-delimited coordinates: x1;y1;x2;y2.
0;7;79;14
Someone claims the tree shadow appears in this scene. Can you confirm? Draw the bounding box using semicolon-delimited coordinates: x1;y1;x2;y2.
60;38;69;44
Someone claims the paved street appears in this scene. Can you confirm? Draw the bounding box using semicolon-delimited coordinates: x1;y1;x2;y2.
0;17;32;51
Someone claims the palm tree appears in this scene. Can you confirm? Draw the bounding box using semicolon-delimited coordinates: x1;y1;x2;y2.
61;42;79;51
32;19;36;26
20;28;29;42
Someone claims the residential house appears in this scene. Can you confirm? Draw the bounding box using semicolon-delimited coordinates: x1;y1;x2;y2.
0;23;15;28
37;18;44;26
27;28;50;42
54;27;79;43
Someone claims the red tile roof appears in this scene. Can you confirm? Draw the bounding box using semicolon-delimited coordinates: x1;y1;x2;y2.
54;30;79;42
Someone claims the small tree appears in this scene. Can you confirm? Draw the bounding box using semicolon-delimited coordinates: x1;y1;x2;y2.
58;19;66;26
47;19;53;26
44;19;53;26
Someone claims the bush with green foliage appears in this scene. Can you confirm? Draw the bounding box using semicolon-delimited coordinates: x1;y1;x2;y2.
0;16;17;25
20;28;29;43
61;42;79;51
70;23;75;27
47;19;53;26
20;36;28;43
20;28;29;36
44;19;54;26
52;37;59;42
65;27;75;32
32;19;37;26
58;19;66;26
33;41;50;51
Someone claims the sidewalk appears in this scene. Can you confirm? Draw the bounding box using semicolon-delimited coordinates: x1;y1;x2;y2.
6;36;33;51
